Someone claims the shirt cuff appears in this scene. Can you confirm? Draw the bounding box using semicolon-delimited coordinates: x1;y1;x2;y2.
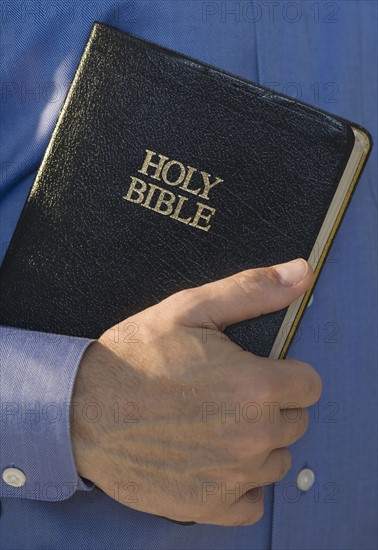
0;326;95;501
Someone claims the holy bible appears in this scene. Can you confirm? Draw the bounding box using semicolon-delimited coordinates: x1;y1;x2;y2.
0;23;372;358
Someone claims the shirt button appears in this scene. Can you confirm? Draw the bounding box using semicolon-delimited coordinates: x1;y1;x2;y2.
2;468;26;487
296;468;315;491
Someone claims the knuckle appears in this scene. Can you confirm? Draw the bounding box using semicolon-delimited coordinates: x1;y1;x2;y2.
241;500;264;525
303;366;323;404
224;502;264;527
252;426;276;454
169;287;197;307
230;470;253;487
290;360;323;405
294;408;309;440
284;406;306;425
233;270;269;306
312;371;323;402
164;288;200;321
284;409;309;444
274;450;292;481
224;433;257;463
222;517;245;527
252;372;277;403
234;272;259;295
300;408;309;432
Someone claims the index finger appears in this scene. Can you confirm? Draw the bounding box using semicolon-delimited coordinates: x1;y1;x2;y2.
240;353;322;409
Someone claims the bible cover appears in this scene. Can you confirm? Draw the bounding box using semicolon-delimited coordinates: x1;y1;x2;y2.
0;23;372;358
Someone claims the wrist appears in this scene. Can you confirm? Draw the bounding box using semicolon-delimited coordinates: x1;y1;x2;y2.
70;341;108;480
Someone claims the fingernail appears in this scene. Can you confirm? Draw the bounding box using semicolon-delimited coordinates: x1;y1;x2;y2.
273;258;308;287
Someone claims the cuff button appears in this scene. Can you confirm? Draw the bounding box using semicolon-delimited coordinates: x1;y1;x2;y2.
2;468;26;487
296;468;315;492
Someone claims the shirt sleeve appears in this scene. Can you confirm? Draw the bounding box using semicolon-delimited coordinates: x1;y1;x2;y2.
0;325;95;501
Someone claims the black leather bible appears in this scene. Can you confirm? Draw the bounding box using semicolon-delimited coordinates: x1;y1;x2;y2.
0;22;372;358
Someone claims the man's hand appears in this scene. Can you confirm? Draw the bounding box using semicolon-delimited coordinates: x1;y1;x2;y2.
71;259;321;526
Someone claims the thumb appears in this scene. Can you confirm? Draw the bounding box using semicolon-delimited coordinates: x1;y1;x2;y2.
175;258;313;329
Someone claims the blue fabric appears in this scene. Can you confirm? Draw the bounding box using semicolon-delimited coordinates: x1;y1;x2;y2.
0;327;94;501
0;1;376;548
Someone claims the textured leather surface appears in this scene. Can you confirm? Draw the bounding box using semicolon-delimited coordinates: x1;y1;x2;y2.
0;23;359;357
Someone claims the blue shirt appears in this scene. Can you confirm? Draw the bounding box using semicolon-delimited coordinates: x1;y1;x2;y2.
1;1;377;548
